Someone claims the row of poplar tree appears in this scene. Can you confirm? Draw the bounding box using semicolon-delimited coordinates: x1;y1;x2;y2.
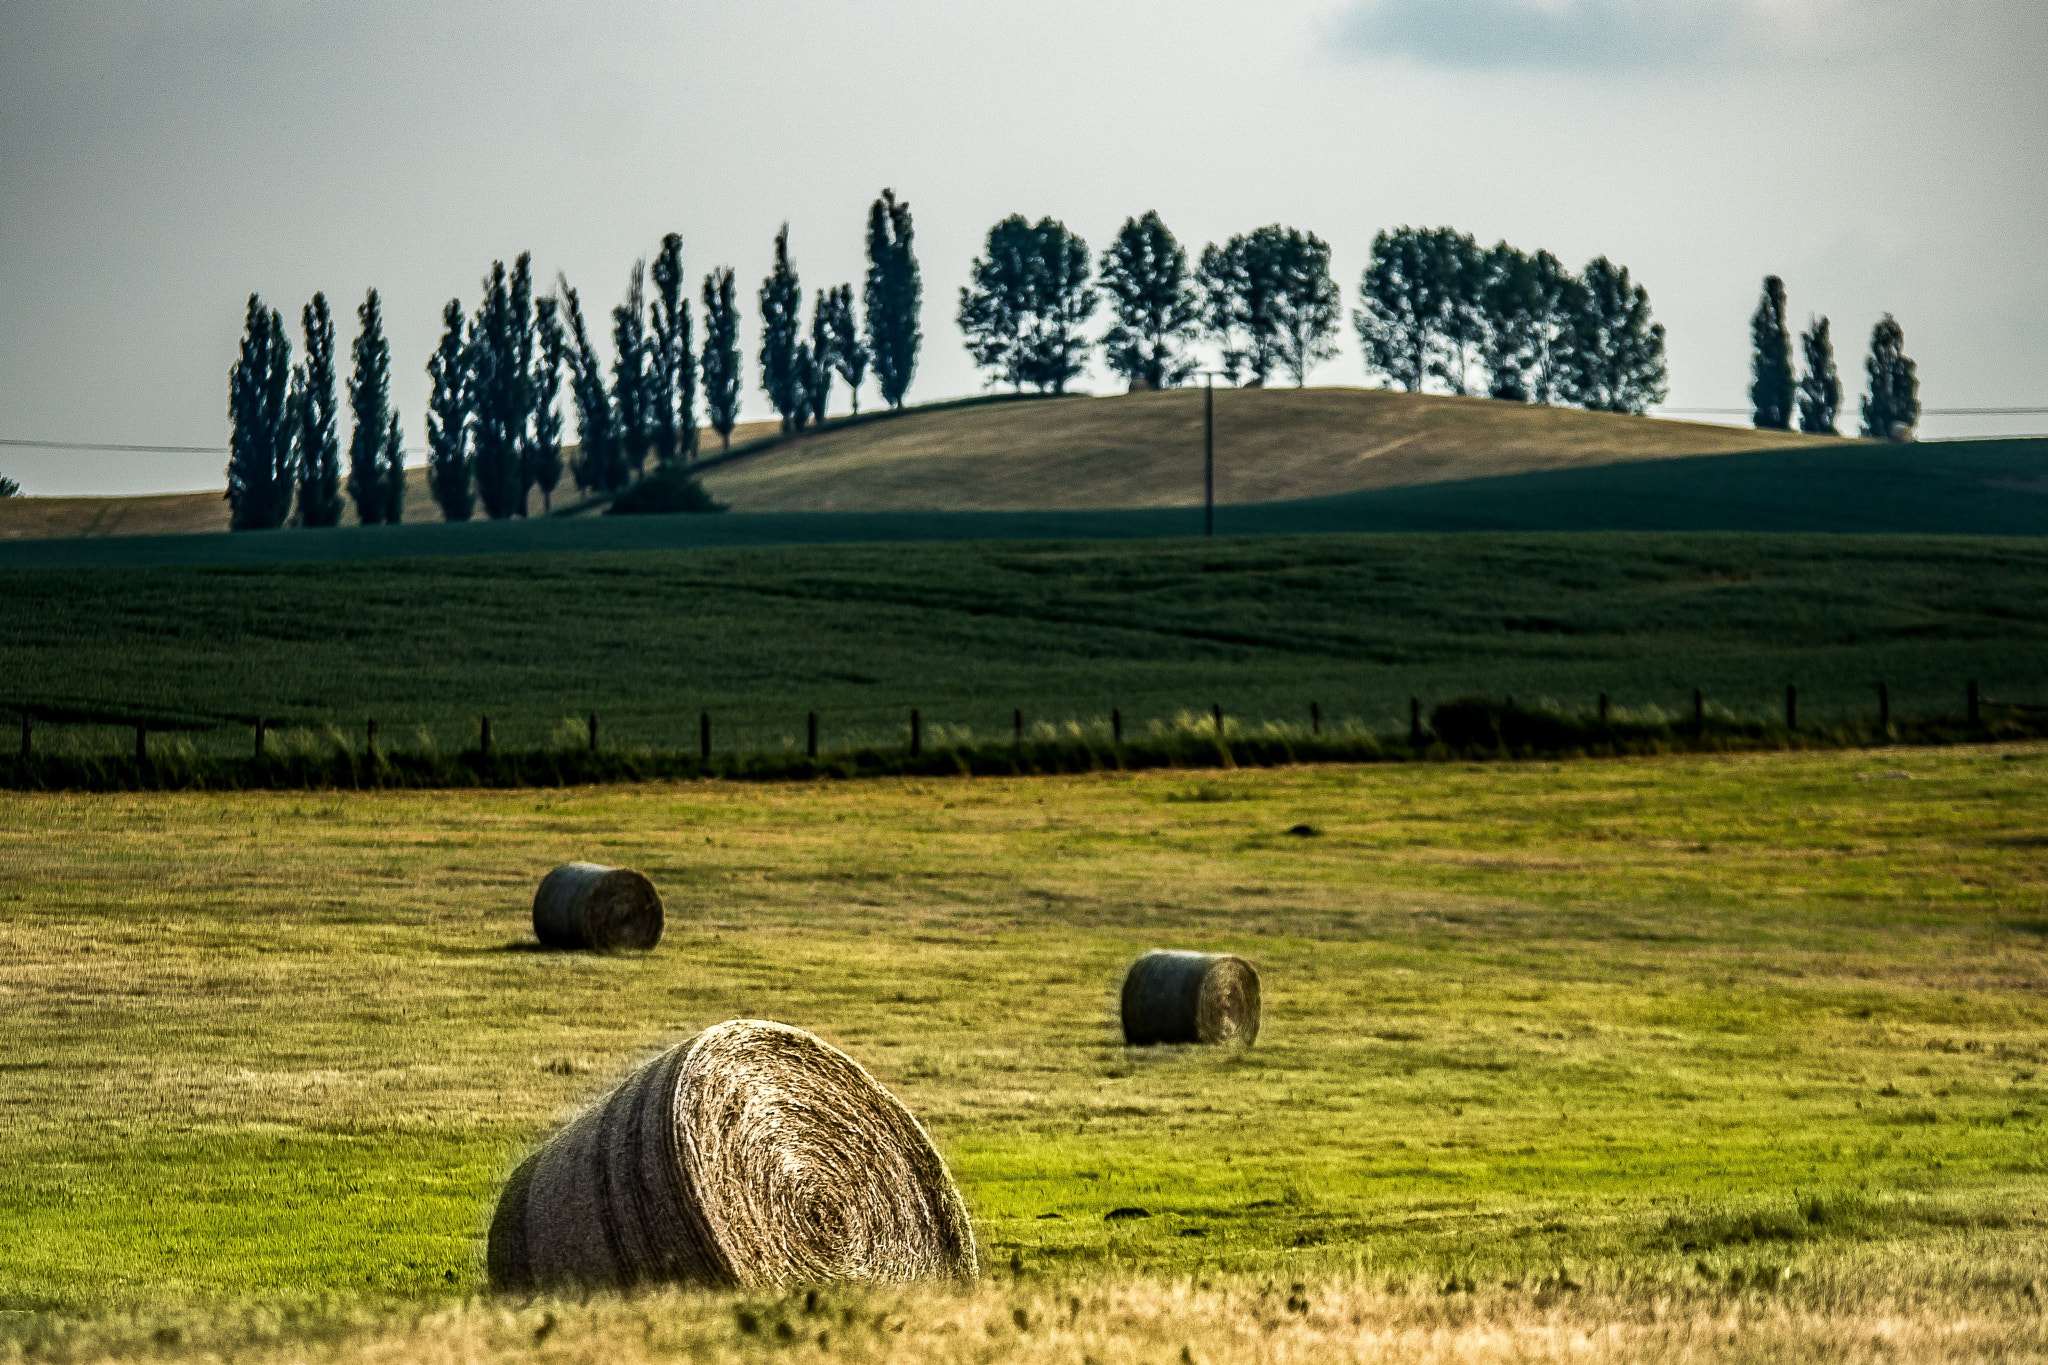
227;190;921;529
1747;276;1920;439
957;216;1670;413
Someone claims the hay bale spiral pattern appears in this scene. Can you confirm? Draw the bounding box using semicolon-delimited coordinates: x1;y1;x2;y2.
532;862;664;951
487;1019;977;1291
1120;949;1261;1045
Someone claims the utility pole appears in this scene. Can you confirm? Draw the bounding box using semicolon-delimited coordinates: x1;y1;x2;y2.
1194;370;1223;537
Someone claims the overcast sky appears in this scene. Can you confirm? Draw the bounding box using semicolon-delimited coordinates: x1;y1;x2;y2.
2;0;2043;495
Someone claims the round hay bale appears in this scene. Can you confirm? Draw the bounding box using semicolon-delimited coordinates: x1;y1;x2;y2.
1120;949;1261;1046
532;862;663;951
486;1019;977;1292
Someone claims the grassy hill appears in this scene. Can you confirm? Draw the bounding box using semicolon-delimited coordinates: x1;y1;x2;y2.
696;387;1846;511
0;435;2038;570
4;531;2044;759
0;390;1832;540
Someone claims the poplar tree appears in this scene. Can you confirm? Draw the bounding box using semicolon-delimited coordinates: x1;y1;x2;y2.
294;292;343;527
529;295;566;510
467;258;530;519
821;284;866;414
700;267;742;450
426;298;475;521
1861;314;1919;440
378;412;405;523
864;189;920;409
226;294;296;531
1750;275;1794;430
1798;316;1841;435
347;288;392;523
759;225;804;430
807;292;834;424
611;261;653;478
649;233;696;466
558;277;620;491
1099;211;1200;391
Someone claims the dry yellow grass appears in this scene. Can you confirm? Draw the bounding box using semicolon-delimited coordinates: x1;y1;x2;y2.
14;1269;2048;1364
700;388;1848;512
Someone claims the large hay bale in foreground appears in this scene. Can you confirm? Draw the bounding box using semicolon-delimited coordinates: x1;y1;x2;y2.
532;862;663;951
487;1019;977;1292
1120;950;1261;1045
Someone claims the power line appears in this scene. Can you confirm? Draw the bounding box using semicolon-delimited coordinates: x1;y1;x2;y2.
1;437;226;454
1660;406;2048;416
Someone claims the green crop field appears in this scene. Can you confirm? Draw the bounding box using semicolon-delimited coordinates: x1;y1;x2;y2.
3;747;2045;1360
4;532;2047;763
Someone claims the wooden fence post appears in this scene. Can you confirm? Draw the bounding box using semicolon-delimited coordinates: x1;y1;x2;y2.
1212;703;1224;737
588;713;599;752
1878;682;1890;734
1967;680;1980;728
480;715;493;754
1112;708;1122;745
1410;697;1423;747
807;711;818;759
19;713;28;759
254;717;266;759
1597;693;1609;725
1014;708;1024;745
366;718;378;757
1693;688;1705;732
1784;685;1797;732
135;724;146;764
1310;701;1321;735
910;709;922;757
700;712;711;760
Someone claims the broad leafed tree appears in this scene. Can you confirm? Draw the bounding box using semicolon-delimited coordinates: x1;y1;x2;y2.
1567;257;1668;415
1098;211;1200;391
959;215;1095;394
820;284;867;414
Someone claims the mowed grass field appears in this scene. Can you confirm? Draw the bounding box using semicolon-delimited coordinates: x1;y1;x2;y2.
5;533;2047;758
1;747;2046;1360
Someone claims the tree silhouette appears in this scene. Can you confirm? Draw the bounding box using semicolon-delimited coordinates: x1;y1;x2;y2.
347;288;392;524
759;226;805;429
700;267;742;450
1567;257;1668;415
294;292;343;527
1750;275;1794;430
820;284;866;414
1797;316;1841;436
649;233;696;467
1099;211;1200;391
1861;314;1919;440
425;298;474;521
226;294;296;531
865;190;920;409
557;277;620;492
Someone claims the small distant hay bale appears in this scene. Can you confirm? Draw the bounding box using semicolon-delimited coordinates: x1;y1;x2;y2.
532;862;663;951
487;1019;977;1292
1120;950;1261;1046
